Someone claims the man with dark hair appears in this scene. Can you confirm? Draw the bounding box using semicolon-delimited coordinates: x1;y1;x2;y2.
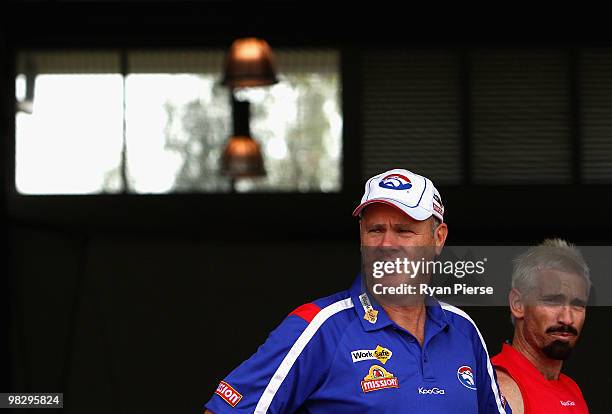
492;239;590;413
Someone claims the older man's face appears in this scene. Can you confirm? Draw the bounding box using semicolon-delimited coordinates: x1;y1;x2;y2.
521;269;588;360
359;203;447;305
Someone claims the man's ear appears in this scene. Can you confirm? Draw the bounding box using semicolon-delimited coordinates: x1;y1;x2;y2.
434;222;448;255
509;288;525;321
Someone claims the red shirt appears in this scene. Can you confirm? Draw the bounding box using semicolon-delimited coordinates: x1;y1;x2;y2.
491;344;588;414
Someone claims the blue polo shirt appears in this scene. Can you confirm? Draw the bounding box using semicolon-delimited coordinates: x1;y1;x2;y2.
205;275;510;413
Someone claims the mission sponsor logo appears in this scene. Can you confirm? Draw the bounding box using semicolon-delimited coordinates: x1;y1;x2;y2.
361;365;399;393
351;345;393;364
560;400;576;407
215;380;243;407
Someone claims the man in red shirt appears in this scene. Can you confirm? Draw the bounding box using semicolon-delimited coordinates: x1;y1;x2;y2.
492;239;590;413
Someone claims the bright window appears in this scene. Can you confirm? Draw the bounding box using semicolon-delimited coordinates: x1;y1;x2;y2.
15;50;342;194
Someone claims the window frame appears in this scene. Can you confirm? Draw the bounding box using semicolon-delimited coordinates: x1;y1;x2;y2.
6;45;362;235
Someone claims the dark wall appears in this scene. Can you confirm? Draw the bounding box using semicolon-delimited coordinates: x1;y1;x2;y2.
10;226;359;412
1;0;12;401
2;2;612;413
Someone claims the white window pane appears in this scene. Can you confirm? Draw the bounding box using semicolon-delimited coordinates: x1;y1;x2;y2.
15;50;342;194
125;51;341;193
239;72;342;192
125;74;232;193
15;74;124;194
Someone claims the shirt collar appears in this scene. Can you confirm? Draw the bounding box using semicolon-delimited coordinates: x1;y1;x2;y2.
349;274;393;331
349;274;449;334
425;295;450;330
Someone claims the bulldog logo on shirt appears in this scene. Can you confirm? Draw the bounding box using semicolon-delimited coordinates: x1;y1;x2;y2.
457;365;476;390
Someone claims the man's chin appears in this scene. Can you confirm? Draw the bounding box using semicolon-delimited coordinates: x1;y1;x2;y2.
542;339;575;360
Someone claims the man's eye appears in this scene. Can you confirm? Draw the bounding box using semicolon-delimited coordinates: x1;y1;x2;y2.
368;229;382;233
571;301;587;309
541;298;563;306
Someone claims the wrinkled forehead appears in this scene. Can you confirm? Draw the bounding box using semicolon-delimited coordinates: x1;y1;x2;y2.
360;203;421;225
533;268;589;299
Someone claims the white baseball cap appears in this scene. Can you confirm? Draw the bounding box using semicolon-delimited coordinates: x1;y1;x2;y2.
352;168;445;222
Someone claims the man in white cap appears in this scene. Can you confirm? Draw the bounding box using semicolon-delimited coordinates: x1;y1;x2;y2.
204;169;509;414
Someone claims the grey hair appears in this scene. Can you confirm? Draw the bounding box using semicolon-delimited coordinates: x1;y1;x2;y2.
510;238;591;325
431;217;441;235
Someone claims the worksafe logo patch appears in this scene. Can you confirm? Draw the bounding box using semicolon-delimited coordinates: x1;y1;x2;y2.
351;345;393;364
457;365;476;390
378;173;412;190
215;380;243;407
361;365;399;393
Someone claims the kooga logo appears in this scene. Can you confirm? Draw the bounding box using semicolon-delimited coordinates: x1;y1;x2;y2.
418;387;445;395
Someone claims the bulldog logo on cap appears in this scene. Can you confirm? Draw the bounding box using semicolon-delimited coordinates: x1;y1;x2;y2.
378;173;412;191
353;168;445;222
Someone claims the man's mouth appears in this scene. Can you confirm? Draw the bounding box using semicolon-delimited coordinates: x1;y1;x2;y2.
549;332;575;338
546;325;578;338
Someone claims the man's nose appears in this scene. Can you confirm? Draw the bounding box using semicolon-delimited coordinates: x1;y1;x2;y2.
557;305;574;326
380;230;399;247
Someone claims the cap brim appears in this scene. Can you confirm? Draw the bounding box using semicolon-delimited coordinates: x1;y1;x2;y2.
352;199;433;221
